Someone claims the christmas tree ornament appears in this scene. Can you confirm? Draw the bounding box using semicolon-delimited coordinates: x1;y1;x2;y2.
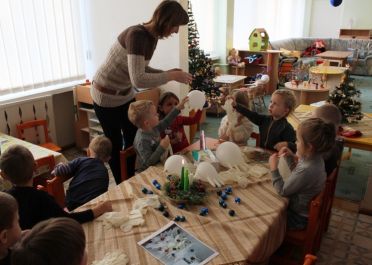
330;0;342;7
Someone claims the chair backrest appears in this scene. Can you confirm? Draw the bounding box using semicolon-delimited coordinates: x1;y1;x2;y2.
33;155;56;187
250;132;260;147
303;189;325;251
120;146;136;182
16;119;51;143
46;175;69;208
303;254;317;265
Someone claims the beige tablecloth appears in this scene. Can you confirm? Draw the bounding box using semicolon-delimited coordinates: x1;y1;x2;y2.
82;160;288;265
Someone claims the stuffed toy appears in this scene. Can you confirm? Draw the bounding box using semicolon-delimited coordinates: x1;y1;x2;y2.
302;39;326;57
227;48;245;67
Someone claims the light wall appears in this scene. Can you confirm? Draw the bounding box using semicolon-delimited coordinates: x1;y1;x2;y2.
308;0;372;38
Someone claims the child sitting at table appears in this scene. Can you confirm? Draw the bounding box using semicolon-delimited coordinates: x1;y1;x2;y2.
232;89;297;151
312;103;343;175
129;97;188;172
12;217;87;265
0;145;112;230
52;135;112;211
0;192;22;265
158;92;202;153
218;89;253;145
269;118;336;230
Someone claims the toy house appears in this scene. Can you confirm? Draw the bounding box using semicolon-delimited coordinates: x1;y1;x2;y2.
249;28;269;51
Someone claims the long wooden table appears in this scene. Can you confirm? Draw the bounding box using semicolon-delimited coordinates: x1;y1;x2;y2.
0;133;67;190
288;104;372;151
81;143;288;265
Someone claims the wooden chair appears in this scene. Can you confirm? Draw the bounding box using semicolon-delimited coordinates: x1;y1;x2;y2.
33;155;56;188
303;254;317;265
250;132;260;147
45;175;71;208
271;190;325;265
16;119;61;152
119;146;136;182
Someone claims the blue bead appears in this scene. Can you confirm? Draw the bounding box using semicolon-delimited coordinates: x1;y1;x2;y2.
141;187;148;194
174;216;181;221
178;203;186;209
180;216;186;222
225;186;232;194
234;197;241;204
229;210;235;216
220;192;228;200
147;190;154;194
152;179;158;185
155;183;161;190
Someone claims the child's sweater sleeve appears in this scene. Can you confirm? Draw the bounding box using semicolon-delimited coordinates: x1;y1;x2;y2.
53;158;80;176
235;103;265;125
271;165;307;197
157;108;181;132
178;110;202;125
136;136;165;169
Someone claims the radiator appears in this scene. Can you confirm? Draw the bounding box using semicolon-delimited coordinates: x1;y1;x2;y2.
0;91;75;148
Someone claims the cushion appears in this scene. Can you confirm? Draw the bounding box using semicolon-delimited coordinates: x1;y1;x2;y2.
280;48;302;58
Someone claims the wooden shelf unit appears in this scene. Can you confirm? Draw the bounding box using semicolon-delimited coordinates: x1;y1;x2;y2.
339;29;372;39
231;50;281;94
74;84;103;149
74;85;161;149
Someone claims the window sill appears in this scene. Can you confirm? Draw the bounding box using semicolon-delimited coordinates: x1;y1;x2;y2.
0;80;85;107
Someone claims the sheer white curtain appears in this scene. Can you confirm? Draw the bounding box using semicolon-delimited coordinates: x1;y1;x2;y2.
0;0;85;96
233;0;307;50
190;0;216;55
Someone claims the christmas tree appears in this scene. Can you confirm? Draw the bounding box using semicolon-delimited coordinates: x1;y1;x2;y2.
188;1;218;100
328;70;363;123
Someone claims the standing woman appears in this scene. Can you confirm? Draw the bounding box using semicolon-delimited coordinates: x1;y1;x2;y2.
91;0;192;184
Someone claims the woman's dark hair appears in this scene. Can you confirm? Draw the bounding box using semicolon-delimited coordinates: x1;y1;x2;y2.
146;0;189;38
11;218;86;265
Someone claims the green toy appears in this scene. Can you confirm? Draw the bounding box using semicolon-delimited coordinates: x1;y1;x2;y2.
249;28;269;51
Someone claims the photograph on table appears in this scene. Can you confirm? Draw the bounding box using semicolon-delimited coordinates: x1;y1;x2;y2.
138;221;218;265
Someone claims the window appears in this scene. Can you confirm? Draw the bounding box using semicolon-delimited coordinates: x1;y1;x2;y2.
0;0;85;96
233;0;307;50
190;0;219;56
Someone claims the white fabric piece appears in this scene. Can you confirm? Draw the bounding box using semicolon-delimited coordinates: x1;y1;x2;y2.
132;195;161;211
278;156;291;181
248;165;270;178
194;161;224;187
91;251;129;265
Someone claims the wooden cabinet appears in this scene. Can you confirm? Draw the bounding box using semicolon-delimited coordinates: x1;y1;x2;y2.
74;85;161;149
231;50;281;94
339;29;372;39
74;84;102;149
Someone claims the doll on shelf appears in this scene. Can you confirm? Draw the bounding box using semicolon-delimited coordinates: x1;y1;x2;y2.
227;48;245;68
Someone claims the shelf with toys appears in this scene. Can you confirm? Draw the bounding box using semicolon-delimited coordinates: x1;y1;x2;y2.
228;49;281;94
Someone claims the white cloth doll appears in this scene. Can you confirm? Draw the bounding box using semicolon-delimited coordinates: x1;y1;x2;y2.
218;92;253;145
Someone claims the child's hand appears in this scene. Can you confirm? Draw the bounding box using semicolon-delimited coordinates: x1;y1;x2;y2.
226;96;236;107
278;146;293;157
160;135;170;149
269;153;279;171
92;201;112;218
176;97;189;110
274;142;288;151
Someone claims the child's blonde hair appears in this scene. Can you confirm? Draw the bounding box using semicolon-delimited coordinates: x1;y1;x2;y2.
272;89;297;116
128;100;154;127
0;192;18;231
12;217;86;265
298;118;336;154
0;145;34;185
89;135;112;161
313;103;342;129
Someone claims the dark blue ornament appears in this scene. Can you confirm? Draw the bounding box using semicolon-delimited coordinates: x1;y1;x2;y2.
234;197;241;204
229;209;235;216
330;0;342;7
